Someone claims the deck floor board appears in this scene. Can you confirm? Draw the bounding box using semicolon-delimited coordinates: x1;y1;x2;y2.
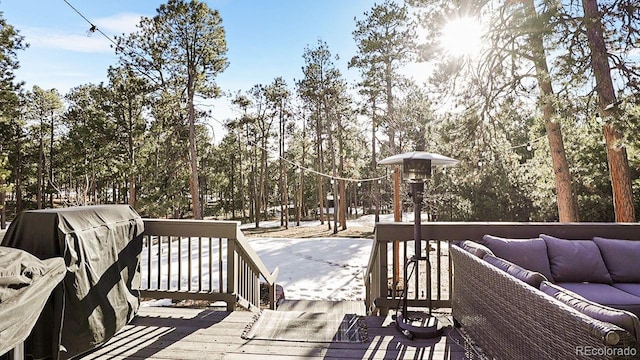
80;306;473;359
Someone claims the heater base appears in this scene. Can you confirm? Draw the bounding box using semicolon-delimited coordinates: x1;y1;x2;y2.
395;311;443;339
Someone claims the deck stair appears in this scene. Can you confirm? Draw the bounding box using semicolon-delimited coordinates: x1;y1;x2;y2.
244;299;369;345
276;299;367;316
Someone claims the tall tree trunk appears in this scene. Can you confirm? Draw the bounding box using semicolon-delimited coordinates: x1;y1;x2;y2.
252;131;259;227
259;137;268;223
128;176;136;207
127;100;136;208
0;188;5;229
327;113;339;234
339;129;347;231
371;99;380;223
385;59;395;153
524;0;579;222
582;0;635;222
49;111;55;208
15;124;22;213
91;163;97;204
297;121;306;226
279;105;286;227
316;111;325;224
187;88;202;219
0;177;5;229
239;128;246;221
283;114;289;228
231;148;236;219
37;122;43;209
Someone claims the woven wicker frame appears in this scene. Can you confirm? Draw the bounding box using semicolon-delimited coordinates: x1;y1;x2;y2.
450;245;640;360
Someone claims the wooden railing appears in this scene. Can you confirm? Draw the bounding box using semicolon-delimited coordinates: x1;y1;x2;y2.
366;222;640;315
140;219;279;312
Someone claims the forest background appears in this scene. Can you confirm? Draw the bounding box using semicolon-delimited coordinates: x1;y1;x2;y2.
0;0;639;231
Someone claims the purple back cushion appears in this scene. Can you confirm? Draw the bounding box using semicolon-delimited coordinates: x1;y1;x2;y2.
540;234;612;284
593;237;640;283
483;254;547;287
479;235;553;280
460;240;494;259
540;282;640;342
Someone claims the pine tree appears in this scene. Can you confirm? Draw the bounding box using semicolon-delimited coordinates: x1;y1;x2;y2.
116;0;228;219
351;0;416;222
410;0;580;221
0;10;26;226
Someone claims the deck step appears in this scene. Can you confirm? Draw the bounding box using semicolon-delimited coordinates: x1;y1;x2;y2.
276;300;366;316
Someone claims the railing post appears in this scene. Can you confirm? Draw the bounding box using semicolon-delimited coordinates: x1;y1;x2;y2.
365;272;371;314
11;342;24;360
139;219;281;312
268;283;276;310
378;239;389;315
226;238;237;311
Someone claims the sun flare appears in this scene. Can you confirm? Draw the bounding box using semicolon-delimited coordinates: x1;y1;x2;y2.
440;17;483;57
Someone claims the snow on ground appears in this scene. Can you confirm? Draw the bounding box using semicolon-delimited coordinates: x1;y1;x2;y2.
246;237;372;301
239;213;427;301
141;213;427;305
238;212;422;230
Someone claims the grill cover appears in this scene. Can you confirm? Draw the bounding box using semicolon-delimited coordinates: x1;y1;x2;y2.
1;205;144;359
0;246;65;356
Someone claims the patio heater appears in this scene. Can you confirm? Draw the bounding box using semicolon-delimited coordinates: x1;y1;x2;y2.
379;151;458;339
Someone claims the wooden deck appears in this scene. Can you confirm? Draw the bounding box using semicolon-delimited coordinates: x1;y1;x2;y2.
276;299;367;316
80;306;474;359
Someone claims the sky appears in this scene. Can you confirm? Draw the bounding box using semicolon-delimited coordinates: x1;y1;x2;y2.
1;0;417;137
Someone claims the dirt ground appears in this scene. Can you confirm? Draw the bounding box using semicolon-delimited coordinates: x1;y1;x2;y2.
241;220;375;239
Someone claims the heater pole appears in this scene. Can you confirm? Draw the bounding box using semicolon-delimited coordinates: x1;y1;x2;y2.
379;152;454;340
393;167;401;290
412;181;423;260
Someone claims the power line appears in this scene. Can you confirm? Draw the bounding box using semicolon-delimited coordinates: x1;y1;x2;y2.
207;115;391;184
62;0;161;86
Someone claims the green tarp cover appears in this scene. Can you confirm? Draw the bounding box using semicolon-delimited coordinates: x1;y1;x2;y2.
0;246;65;356
1;205;144;360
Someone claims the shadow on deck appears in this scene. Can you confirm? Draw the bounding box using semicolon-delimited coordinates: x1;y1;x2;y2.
81;306;475;360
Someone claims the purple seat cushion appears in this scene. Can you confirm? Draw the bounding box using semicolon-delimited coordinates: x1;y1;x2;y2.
557;282;640;318
483;254;547;287
614;283;640;298
460;240;494;259
540;282;640;342
593;237;640;283
479;235;553;280
540;234;612;284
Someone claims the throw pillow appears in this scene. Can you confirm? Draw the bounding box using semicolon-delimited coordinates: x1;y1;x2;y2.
484;254;547;287
540;281;640;342
479;234;553;280
593;237;640;283
460;240;494;259
540;234;612;284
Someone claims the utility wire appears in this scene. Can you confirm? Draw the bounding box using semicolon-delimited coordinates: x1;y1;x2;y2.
63;0;543;181
62;0;161;86
207;115;391;184
62;0;388;184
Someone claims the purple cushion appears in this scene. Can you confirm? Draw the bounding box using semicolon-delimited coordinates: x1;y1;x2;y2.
540;234;612;284
614;283;640;298
479;235;553;280
540;282;640;341
593;237;640;283
558;283;640;318
483;254;547;287
460;240;494;258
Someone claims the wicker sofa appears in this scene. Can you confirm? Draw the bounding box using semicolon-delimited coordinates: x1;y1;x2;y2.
451;234;640;360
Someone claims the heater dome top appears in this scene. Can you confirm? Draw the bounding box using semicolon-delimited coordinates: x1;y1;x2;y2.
378;151;459;167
